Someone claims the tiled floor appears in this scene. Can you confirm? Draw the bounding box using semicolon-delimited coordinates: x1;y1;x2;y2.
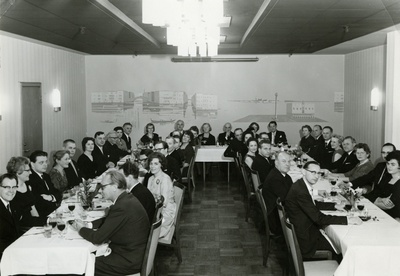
156;168;288;275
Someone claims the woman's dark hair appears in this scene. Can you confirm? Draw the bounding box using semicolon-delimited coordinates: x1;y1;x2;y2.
302;125;312;132
354;143;371;156
386;151;400;167
148;152;167;169
246;137;258;148
183;130;194;144
144;123;155;134
114;126;123;132
81;137;95;152
248;122;260;132
189;126;199;134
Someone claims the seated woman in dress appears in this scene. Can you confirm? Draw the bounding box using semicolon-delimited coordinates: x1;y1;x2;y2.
7;156;45;228
244;138;258;168
299;125;316;156
49;150;71;197
217;122;234;146
328;143;374;182
189;125;201;146
331;134;344;163
77;137;97;180
243;122;260;140
147;152;177;238
139;123;159;148
180;130;195;176
114;126;128;152
198;123;216;145
366;151;400;220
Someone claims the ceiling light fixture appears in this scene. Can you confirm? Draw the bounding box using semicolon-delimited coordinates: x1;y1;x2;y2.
142;0;226;57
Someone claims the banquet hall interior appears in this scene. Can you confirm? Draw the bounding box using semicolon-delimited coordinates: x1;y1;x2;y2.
1;0;400;275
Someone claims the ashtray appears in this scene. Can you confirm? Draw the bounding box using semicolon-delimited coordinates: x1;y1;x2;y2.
359;215;371;221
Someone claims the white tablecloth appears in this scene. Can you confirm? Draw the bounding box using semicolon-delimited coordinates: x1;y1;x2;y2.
0;227;98;276
195;145;234;162
313;179;400;276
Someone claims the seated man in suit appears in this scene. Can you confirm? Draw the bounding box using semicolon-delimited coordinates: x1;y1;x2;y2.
314;126;334;168
121;122;133;152
0;173;22;260
27;150;61;218
329;136;359;173
103;130;128;165
262;152;293;235
119;161;156;223
267;121;287;145
217;122;235;146
155;141;181;181
63;139;82;188
285;161;361;259
353;143;396;195
165;136;183;168
73;171;150;276
93;131;114;176
169;120;185;138
252;139;274;183
224;128;248;158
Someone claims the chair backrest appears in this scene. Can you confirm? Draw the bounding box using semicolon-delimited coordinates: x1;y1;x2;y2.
256;188;270;238
186;156;195;179
240;164;254;199
141;218;163;276
173;182;186;229
250;169;262;192
284;218;305;276
152;195;164;223
276;197;293;264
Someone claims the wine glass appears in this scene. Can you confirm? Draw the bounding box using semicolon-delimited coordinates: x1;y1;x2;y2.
68;203;75;215
57;220;66;238
49;217;57;229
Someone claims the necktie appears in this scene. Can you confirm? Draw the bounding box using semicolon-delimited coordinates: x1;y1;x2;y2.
41;176;50;190
70;161;79;177
7;203;12;214
342;153;348;165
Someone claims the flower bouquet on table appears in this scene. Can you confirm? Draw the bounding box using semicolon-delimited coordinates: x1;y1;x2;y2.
341;185;363;212
78;180;97;210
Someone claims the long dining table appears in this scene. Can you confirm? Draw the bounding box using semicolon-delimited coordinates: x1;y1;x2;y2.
313;179;400;276
0;194;110;276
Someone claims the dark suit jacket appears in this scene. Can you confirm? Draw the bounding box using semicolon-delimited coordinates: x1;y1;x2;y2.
262;168;293;234
251;154;274;183
80;192;150;274
355;162;391;199
27;170;61;218
315;140;334;169
65;160;82;188
299;135;316;155
217;132;235;145
166;155;182;181
129;183;156;223
285;178;347;258
121;133;132;150
224;138;248;158
330;150;359;173
267;130;287;145
168;149;183;168
92;145;109;176
103;141;126;165
0;201;21;259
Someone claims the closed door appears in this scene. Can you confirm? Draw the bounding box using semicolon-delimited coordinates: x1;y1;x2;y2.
21;83;43;157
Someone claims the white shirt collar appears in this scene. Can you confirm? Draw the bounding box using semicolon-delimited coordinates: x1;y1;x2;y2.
0;197;10;209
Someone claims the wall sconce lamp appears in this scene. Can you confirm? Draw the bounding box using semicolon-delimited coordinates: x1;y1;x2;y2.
52;89;61;112
370;88;379;111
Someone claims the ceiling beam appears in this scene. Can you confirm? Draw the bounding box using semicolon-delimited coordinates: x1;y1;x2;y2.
87;0;160;48
240;0;274;48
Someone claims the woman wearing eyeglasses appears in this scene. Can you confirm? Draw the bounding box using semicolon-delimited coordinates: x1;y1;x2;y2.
6;156;45;228
147;152;176;238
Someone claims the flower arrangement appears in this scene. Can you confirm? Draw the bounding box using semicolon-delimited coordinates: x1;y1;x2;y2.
78;180;96;207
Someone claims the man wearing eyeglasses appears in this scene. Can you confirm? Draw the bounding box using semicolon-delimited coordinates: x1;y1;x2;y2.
0;173;22;260
103;130;128;166
285;161;361;259
154;141;181;181
73;171;149;276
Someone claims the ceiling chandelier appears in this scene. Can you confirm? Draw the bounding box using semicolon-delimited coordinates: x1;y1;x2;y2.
142;0;224;57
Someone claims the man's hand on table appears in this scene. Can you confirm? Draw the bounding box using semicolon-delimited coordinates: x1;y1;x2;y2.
72;219;91;232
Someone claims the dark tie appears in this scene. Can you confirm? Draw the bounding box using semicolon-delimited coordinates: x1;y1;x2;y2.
41;176;50;190
342;153;348;165
7;203;12;214
70;161;79;177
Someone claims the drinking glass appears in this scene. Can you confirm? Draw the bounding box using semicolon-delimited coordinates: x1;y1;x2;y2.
57;220;66;238
68;203;76;215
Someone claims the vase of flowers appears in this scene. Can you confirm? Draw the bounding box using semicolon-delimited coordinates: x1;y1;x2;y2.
78;180;95;209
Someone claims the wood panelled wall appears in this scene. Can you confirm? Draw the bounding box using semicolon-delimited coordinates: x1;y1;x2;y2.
344;45;386;161
0;32;87;169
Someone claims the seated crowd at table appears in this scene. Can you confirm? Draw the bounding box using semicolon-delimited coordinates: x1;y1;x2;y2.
1;118;399;275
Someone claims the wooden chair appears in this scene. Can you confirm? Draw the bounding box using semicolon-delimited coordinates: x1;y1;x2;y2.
255;188;272;267
181;152;196;202
283;218;338;276
250;169;262;193
158;182;186;263
127;218;163;276
240;162;255;222
152;195;164;223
